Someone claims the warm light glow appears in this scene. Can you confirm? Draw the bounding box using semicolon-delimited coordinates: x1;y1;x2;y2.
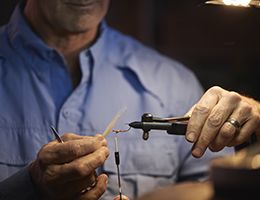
223;0;251;6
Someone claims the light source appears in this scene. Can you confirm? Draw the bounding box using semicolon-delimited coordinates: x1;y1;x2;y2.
205;0;260;8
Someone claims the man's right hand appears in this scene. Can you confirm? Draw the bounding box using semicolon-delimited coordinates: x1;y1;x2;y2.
29;133;109;200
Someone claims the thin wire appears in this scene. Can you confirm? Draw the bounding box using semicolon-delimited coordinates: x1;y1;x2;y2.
116;165;122;200
114;135;122;200
113;126;131;134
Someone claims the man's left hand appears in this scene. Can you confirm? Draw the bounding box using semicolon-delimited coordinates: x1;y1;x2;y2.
186;86;260;158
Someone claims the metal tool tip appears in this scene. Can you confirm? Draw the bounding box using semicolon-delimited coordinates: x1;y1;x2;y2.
128;121;141;128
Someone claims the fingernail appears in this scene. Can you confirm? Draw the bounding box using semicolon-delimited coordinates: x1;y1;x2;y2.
187;132;196;143
96;134;105;140
192;147;203;158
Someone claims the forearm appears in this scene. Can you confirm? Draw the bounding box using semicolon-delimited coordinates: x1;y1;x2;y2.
0;167;39;200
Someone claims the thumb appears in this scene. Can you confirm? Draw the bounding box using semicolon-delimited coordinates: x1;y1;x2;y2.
114;194;130;200
185;104;196;117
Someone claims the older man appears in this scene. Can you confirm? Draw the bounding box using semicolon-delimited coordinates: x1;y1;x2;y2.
0;0;259;200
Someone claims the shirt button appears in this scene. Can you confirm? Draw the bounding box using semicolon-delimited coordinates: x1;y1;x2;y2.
63;109;70;118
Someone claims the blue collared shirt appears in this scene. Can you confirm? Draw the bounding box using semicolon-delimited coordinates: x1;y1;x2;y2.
0;3;233;200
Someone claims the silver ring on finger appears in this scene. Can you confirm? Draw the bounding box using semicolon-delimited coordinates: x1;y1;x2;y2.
226;118;241;131
81;180;97;194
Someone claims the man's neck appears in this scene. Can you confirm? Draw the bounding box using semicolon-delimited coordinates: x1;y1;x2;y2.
24;3;99;88
45;31;97;57
24;6;97;58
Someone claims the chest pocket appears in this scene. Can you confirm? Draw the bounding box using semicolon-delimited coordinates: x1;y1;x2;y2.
103;132;179;177
0;125;49;166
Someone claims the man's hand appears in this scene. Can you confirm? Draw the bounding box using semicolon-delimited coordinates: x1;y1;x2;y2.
29;133;109;200
114;194;130;200
186;86;260;158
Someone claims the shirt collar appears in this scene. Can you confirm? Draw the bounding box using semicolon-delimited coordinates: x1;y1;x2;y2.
7;1;108;62
88;21;107;66
7;2;54;60
77;21;107;83
6;3;164;105
104;29;165;107
120;53;165;107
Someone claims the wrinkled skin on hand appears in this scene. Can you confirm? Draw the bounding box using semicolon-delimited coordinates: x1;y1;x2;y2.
29;133;109;200
186;86;260;158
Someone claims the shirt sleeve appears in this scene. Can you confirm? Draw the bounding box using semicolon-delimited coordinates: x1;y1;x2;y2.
0;167;39;200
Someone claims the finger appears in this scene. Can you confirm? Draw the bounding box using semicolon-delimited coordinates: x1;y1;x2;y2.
184;104;196;117
47;133;87;150
209;100;252;151
79;174;108;200
39;134;107;165
44;172;97;199
60;133;105;142
114;194;130;200
228;116;260;147
208;120;237;152
192;93;239;157
61;133;86;142
50;132;85;144
43;146;109;183
186;87;221;143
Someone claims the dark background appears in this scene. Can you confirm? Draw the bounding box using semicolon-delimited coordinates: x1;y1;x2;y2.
1;0;259;100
